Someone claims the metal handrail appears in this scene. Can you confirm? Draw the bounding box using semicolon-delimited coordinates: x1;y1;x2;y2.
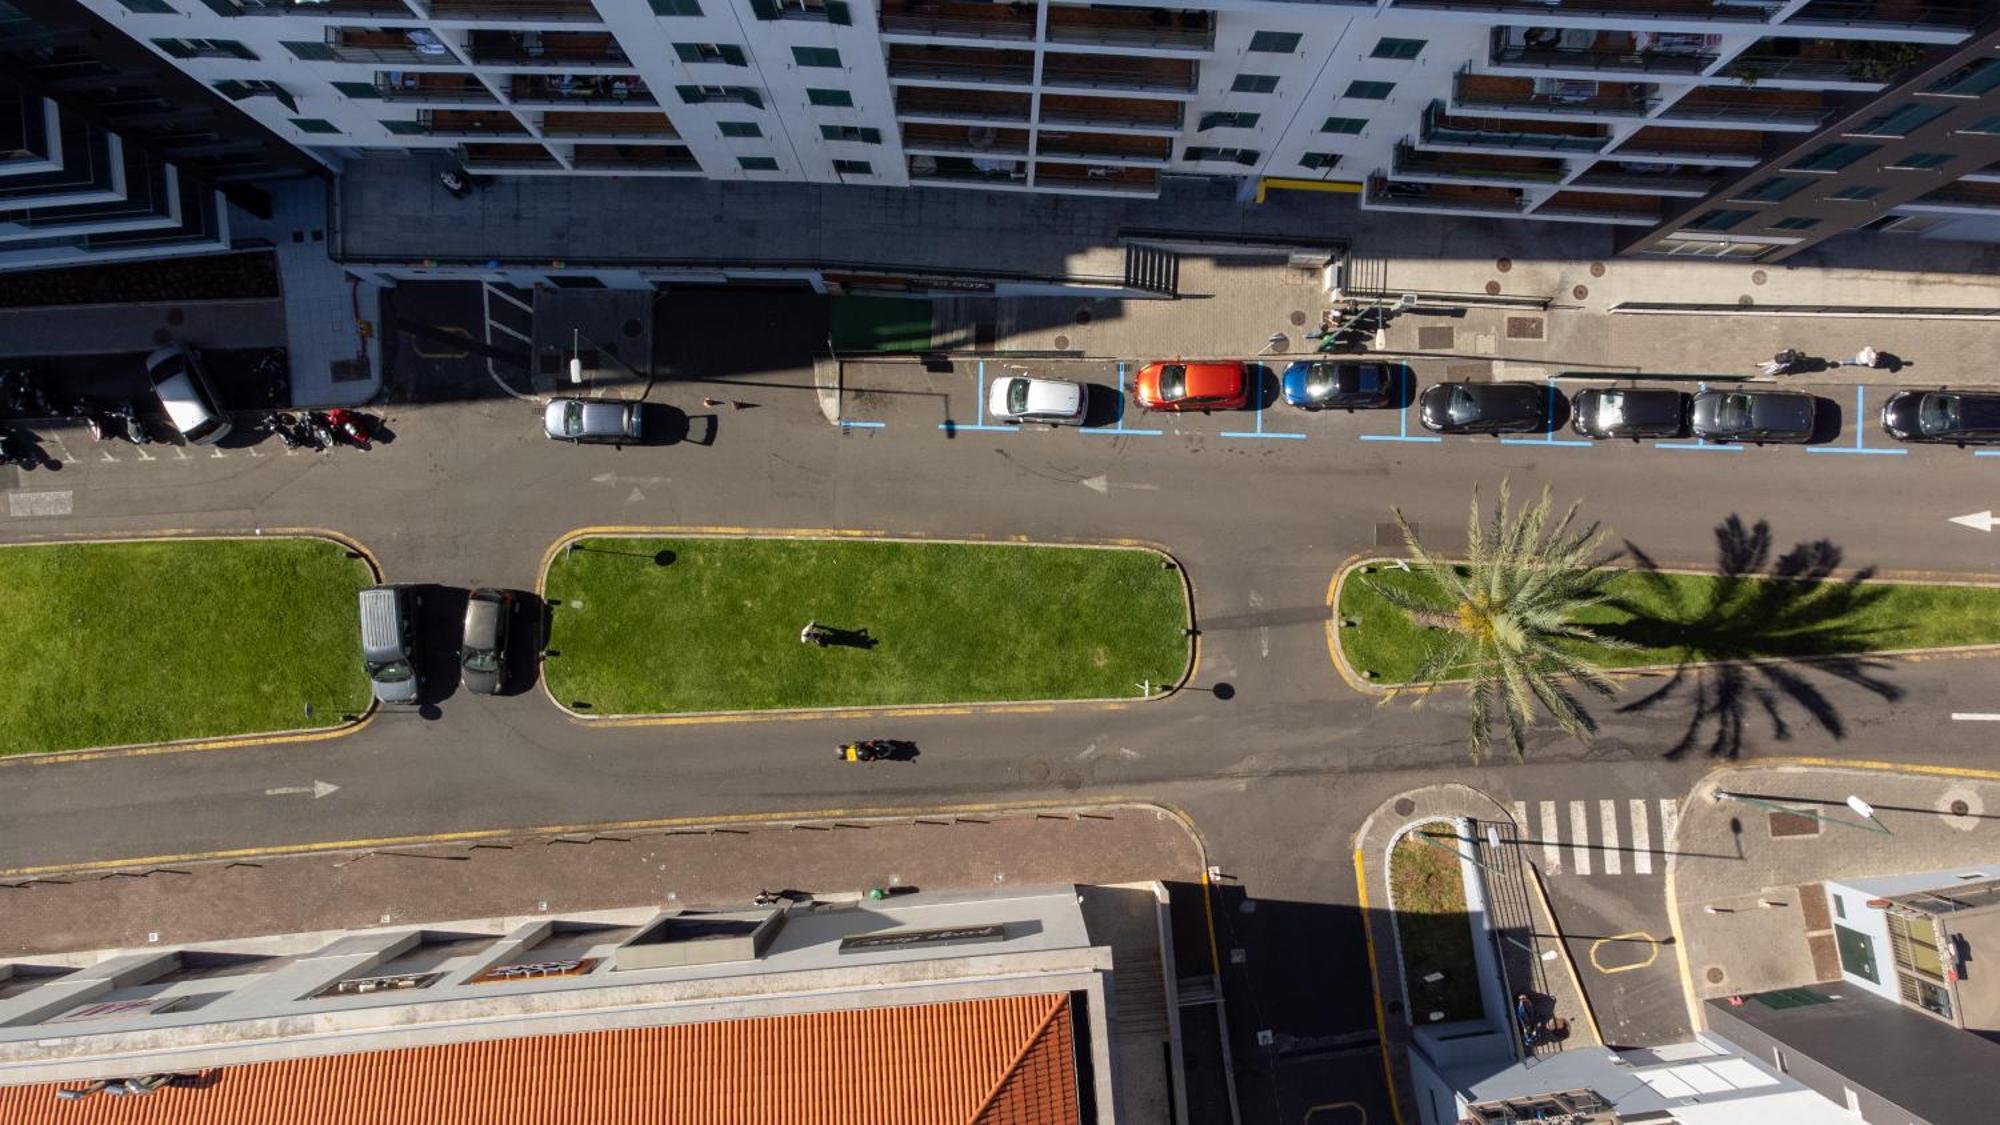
1489;31;1714;74
1392;0;1771;21
895;103;1032;122
1392;142;1568;182
1367;173;1527;212
427;0;602;20
1454;73;1658;116
1724;54;1879;82
378;85;497;103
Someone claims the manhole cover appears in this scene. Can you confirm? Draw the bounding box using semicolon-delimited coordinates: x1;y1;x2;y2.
1376;521;1408;547
622;318;643;338
1939;786;1982;831
1706;967;1726;985
1074;309;1092;325
1751;270;1768;286
1052;335;1070;350
1768;810;1821;838
1738;295;1755;307
151;328;171;346
165;307;185;326
1953;800;1971;816
1485;280;1502;296
1571;285;1589;301
1589;262;1605;278
1496;258;1512;273
1394;797;1417;816
1289;310;1307;326
1417;326;1455;350
1505;317;1545;341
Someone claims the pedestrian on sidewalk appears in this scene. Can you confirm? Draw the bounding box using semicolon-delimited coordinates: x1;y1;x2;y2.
1849;345;1883;369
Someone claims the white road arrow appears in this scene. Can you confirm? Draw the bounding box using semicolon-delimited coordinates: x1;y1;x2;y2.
591;472;672;487
265;780;340;800
1951;510;1998;532
1080;474;1161;495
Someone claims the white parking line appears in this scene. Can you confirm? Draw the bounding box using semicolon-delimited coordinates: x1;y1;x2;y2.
1951;713;2000;721
1568;801;1592;876
1598;800;1622;875
1538;800;1562;873
1629;798;1653;875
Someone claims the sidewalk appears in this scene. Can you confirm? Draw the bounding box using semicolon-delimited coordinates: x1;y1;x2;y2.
1669;763;2000;1027
232;178;383;408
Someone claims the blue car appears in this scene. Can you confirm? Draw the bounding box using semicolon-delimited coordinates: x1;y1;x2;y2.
1280;361;1407;411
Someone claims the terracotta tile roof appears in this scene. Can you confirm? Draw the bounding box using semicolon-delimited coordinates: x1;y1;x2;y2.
0;993;1080;1125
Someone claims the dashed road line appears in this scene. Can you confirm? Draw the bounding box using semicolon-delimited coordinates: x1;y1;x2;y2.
1569;800;1592;875
1598;799;1622;875
1538;800;1562;873
1629;798;1653;876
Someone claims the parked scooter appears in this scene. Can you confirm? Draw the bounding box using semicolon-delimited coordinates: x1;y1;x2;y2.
0;427;44;469
323;408;372;450
114;400;153;445
304;411;337;450
68;396;110;442
259;412;302;450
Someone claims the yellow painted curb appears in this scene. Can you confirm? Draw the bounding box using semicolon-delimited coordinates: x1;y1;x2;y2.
1664;834;1704;1037
1523;858;1604;1048
1353;847;1407;1125
1722;756;2000;782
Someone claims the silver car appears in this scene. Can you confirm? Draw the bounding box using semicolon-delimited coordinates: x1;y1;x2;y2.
987;376;1088;426
543;398;642;444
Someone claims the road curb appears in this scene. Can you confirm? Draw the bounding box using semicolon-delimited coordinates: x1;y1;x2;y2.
1522;858;1604;1048
533;526;1198;723
0;528;381;766
812;356;841;425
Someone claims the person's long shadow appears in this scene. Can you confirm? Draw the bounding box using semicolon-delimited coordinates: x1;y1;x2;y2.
1604;515;1903;761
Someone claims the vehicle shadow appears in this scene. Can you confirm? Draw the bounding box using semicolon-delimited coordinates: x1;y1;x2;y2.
1807;395;1842;445
1535;384;1573;434
635;403;715;447
1249;364;1281;411
498;589;543;697
1082;383;1122;428
1603;516;1903;760
412;583;469;709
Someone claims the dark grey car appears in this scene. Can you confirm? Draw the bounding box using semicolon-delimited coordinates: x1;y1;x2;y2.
1880;389;2000;445
1418;381;1546;435
460;588;512;695
1571;388;1690;440
1691;390;1816;445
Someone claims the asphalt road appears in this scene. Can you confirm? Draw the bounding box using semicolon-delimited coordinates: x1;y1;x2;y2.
6;287;2000;1122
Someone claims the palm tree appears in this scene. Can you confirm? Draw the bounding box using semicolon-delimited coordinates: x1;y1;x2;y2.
1370;480;1629;762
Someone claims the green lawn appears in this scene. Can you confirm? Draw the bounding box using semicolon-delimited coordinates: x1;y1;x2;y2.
1339;563;2000;684
0;538;374;756
541;537;1190;714
1391;822;1486;1025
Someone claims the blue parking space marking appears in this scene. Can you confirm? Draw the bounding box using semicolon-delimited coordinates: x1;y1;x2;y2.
1222;367;1307;441
840;419;886;430
1501;378;1594;447
1358;400;1442;444
1654;440;1740;451
1974;450;2000;457
1082;361;1163;437
942;360;1021;433
1806;384;1906;456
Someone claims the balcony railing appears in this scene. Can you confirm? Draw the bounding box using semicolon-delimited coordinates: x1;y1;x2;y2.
510;74;653;105
239;0;412;15
1488;29;1714;75
888;58;1035;84
376;74;497;103
1610;127;1769;162
894;87;1032;122
1722;54;1885;84
1454;71;1657;117
901;124;1030;155
1395;0;1773;20
1421;103;1612;153
1657;96;1830;126
1035;161;1160;194
909;154;1028;185
427;0;602;21
540;111;676;137
1783;0;1983;30
1366;174;1527;213
1038;95;1184;131
329;30;455;65
418;109;527;136
467;31;629;67
1392;142;1569;184
1534;190;1665;222
1042;56;1198;94
877;4;1036;42
460;142;559;168
1035;131;1172;162
1567;167;1722;194
572;145;701;171
1043;6;1214;52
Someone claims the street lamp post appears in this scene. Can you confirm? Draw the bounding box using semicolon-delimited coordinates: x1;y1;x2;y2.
1709;789;1891;835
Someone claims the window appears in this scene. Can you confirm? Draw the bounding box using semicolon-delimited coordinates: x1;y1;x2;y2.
1300;152;1340;170
1959;115;2000;135
793;46;842;68
1371;37;1426;60
649;0;702;13
677;85;763;108
332;81;382;99
1786;142;1879;173
1771;216;1821;230
215;80;297;112
806;87;853;107
290;118;341;134
718;121;762;137
833;158;872;175
1848;103;1948;137
1927;57;2000;97
820;124;880;143
739;155;779;170
1247;31;1301;53
116;0;175;12
1734;175;1814;202
750;0;852;23
154;38;256;60
1833;895;1846;919
1344;80;1394;101
1184;146;1259;166
1320;116;1366;135
282;40;337;62
674;42;746;65
1684;209;1752;231
382;119;425;135
1830;183;1886;200
1198;111;1259;130
1889;151;1954;170
1231;73;1279;95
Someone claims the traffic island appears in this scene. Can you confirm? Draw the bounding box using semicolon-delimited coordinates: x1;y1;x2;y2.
1391;822;1486;1026
0;536;375;756
540;533;1192;716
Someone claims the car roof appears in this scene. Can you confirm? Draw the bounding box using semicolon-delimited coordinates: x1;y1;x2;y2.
1181;363;1243;397
1587;388;1684;423
153;370;217;433
1949;393;2000;430
463;593;504;647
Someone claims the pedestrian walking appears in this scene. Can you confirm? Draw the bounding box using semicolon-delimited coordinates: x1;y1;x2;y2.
1849;345;1882;369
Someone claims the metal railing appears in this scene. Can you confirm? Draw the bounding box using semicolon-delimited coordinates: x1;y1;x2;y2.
1393;0;1772;21
877;12;1035;40
1489;31;1713;74
379;83;496;103
1422;103;1611;152
1568;170;1720;192
426;0;602;21
1043;22;1214;51
1392;143;1567;182
1454;73;1657;117
894;101;1032;122
1783;0;1983;28
888;59;1035;84
1041;66;1197;94
1036;140;1169;162
1657;98;1831;125
1723;54;1882;83
1367;174;1527;212
1039;105;1183;129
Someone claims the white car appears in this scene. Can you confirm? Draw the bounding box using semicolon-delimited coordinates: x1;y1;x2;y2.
987;376;1088;426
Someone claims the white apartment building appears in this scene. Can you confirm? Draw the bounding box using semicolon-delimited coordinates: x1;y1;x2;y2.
65;0;1997;251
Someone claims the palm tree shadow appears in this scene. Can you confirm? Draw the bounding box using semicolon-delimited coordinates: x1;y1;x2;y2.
1606;515;1905;761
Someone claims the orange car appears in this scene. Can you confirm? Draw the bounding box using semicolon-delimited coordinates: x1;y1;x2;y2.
1135;360;1250;412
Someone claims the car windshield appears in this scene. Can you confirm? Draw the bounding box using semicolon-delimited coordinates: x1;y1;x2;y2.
1448;386;1480;422
1007;379;1031;414
1717;394;1754;430
1158;365;1187;400
1595;391;1628;426
367;659;415;683
1922;394;1961;434
462;647;500;673
561;401;585;437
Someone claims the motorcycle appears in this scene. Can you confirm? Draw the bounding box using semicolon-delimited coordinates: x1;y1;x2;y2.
835;739;915;763
114;401;153;445
305;411;337;451
0;428;42;470
68;396;109;442
260;412;302;451
323;408;372;450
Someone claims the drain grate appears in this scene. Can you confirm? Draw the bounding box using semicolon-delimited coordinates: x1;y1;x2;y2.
1505;316;1545;340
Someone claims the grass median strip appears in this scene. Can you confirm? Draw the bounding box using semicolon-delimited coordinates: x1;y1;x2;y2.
0;538;374;756
1391;822;1485;1025
542;537;1190;714
1340;563;2000;685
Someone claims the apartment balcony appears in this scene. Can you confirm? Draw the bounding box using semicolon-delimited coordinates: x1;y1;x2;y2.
1365;174;1528;215
417;108;528;137
1898;179;2000;214
1566;159;1723;195
1043;4;1215;54
1610;124;1770;165
893;85;1032;124
1035;130;1171;164
1783;0;1984;35
1531;189;1667;224
460;141;560;169
509;74;652;106
900;123;1029;156
466;30;630;68
1487;28;1717;76
539;110;676;138
376;72;497;104
1419;103;1612;155
328;28;460;65
1392;142;1569;188
426;0;602;22
877;1;1036;44
1037;93;1184;133
1034;161;1161;195
1714;38;1907;89
1391;0;1776;24
1453;71;1656;119
571;143;700;172
239;0;413;16
908;153;1030;188
886;44;1035;87
1042;53;1198;95
1655;88;1831;129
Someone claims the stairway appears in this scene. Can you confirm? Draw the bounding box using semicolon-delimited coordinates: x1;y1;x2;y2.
1123;244;1181;297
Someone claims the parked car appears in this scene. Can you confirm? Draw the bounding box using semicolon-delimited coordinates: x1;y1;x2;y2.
1691;389;1817;445
1280;361;1405;411
358;584;420;707
1880;388;2000;445
1570;388;1691;440
987;375;1087;426
460;588;513;695
144;344;233;445
543;398;642;444
1418;381;1546;435
1134;360;1249;412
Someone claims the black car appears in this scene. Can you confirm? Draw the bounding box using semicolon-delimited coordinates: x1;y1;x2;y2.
1690;389;1816;445
1280;360;1406;411
1418;381;1546;435
1880;389;2000;445
1570;388;1691;440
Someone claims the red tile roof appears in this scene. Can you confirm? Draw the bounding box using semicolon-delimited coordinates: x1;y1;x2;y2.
0;993;1080;1125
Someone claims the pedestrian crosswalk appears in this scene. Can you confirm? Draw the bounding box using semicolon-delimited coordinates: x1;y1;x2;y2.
1512;798;1681;878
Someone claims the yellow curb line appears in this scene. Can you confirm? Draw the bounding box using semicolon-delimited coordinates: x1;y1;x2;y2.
532;526;1199;723
1726;756;2000;782
1325;551;1374;694
1523;858;1604;1048
1664;836;1703;1037
1353;847;1407;1125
